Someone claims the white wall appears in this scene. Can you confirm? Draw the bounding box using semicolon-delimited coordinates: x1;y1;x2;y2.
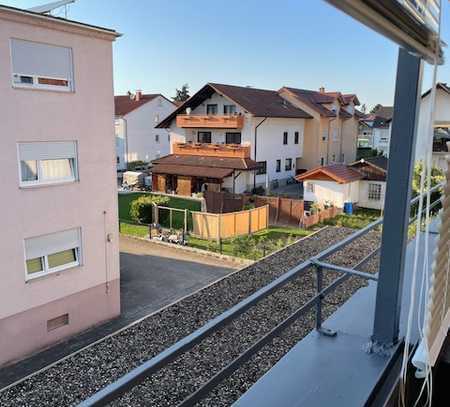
222;171;252;193
358;180;386;210
303;180;356;208
251;117;305;187
115;119;126;170
416;89;450;163
117;95;175;167
373;127;391;156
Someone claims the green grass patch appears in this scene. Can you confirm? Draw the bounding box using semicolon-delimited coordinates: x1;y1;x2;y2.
188;226;311;260
319;208;381;229
119;221;148;238
118;192;201;230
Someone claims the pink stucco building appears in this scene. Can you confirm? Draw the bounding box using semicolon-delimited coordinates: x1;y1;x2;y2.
0;5;121;367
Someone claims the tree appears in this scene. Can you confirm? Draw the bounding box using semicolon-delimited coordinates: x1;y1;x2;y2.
172;84;190;102
370;104;383;114
411;161;444;216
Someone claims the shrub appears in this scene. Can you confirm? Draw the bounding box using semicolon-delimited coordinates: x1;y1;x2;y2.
127;160;148;171
252;186;266;196
129;195;169;224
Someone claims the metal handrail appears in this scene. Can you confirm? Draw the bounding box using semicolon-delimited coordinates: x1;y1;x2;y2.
78;184;444;407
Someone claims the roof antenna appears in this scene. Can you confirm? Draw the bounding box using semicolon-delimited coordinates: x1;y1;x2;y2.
28;0;76;18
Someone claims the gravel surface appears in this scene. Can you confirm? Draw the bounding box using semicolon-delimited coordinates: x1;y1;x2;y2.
0;226;380;407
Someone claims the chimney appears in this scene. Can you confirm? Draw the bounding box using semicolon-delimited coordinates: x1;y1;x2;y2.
135;89;142;101
319;86;325;93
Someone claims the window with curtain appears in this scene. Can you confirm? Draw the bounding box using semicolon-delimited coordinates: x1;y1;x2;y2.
10;39;74;91
18;141;78;186
24;228;81;280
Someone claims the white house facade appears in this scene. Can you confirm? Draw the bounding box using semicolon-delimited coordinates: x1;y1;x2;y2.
115;92;176;170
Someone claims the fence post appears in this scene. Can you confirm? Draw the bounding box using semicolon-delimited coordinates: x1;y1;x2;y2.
315;265;337;337
184;209;188;234
169;209;173;230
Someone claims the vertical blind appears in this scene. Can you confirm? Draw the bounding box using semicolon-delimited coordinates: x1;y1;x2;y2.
425;158;450;365
10;38;73;79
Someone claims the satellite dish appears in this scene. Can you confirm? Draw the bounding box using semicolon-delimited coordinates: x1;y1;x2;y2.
28;0;76;17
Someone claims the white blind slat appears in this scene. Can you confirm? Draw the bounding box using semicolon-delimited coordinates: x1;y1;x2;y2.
11;39;73;79
18;142;77;161
25;228;81;260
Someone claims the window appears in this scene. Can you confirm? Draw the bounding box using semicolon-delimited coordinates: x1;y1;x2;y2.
225;132;241;144
332;154;336;162
256;161;267;175
224;105;237;115
306;182;315;193
285;158;293;171
206;104;218;115
155;134;160;143
276;159;281;173
294;131;299;144
198;131;212;143
368;183;382;201
117;157;120;164
322;131;328;141
11;39;74;91
320;157;325;166
24;228;81;280
18;141;78;187
283;132;288;145
154;114;160;123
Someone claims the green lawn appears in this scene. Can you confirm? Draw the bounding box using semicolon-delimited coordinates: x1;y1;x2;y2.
188;226;311;260
118;192;201;230
319;208;381;229
119;221;148;238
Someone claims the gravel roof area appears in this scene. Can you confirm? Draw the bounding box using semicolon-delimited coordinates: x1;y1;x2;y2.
0;226;380;407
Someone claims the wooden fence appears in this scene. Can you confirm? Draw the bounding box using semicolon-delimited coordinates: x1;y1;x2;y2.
254;196;304;225
191;205;269;241
301;206;342;228
204;191;244;213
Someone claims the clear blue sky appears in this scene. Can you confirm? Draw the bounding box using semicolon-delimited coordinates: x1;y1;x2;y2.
4;0;450;109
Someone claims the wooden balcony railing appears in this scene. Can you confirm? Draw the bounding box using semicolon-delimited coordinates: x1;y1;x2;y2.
176;114;244;129
172;142;251;158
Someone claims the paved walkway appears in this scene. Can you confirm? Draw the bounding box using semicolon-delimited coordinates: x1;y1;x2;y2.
0;236;236;389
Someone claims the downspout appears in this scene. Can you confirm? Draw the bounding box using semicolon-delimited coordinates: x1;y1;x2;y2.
254;117;268;188
327;116;336;164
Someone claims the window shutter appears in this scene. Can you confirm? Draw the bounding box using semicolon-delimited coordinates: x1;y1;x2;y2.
18;141;77;161
11;39;73;79
25;228;81;260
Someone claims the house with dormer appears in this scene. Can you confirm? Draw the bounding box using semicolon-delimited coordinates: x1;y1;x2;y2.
154;83;360;195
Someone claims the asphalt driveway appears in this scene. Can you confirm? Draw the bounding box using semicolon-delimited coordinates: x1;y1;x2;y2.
119;236;238;319
0;236;237;389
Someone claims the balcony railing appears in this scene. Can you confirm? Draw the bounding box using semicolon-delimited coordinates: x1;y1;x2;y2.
176;114;244;129
172;142;251;158
78;184;443;407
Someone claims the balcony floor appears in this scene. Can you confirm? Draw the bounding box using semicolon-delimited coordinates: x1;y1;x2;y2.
234;220;440;407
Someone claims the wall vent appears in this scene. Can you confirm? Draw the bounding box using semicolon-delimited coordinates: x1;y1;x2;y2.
47;313;69;332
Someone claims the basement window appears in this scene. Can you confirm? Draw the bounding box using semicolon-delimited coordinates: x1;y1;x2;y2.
47;314;69;332
10;39;74;92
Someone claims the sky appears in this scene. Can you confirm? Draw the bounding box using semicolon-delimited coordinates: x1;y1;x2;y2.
4;0;450;110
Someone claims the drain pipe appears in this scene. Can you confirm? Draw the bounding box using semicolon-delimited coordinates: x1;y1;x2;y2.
327;116;336;164
254;117;268;188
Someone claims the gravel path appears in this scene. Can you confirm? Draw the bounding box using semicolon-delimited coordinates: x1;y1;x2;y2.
0;226;380;407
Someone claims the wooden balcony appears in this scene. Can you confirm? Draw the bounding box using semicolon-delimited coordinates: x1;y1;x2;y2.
172;142;251;158
176;114;244;129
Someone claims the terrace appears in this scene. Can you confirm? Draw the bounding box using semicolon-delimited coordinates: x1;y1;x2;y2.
176;114;244;129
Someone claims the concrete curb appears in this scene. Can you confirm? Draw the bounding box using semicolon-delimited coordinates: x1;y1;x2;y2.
120;234;254;267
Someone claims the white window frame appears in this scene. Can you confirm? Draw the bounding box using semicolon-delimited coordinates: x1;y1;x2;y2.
368;183;382;201
24;229;82;281
12;73;73;92
307;182;315;193
17;141;78;188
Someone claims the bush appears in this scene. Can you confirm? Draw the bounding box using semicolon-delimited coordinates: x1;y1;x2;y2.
127;160;148;171
129;195;169;224
252;186;266;195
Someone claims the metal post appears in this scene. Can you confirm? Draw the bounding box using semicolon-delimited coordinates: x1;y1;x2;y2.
315;265;336;337
371;48;423;349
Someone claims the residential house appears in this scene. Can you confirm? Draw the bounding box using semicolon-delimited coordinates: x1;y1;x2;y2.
278;87;361;169
155;83;361;194
115;91;176;170
0;5;120;366
416;82;450;171
297;156;388;210
358;106;393;155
